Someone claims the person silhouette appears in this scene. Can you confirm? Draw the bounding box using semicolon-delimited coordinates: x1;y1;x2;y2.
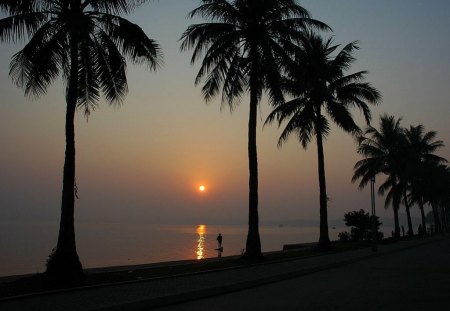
217;233;223;248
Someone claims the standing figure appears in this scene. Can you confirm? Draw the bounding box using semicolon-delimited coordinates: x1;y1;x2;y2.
217;233;223;248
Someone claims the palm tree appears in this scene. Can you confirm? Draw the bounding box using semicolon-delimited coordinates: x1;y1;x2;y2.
0;0;162;277
353;115;404;238
180;0;328;259
378;172;407;237
421;163;450;233
440;167;450;232
266;33;381;249
405;125;446;234
409;164;429;234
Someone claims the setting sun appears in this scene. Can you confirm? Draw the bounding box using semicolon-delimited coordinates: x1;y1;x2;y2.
199;185;206;192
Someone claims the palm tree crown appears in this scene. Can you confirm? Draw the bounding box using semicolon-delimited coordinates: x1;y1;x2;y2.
405;125;447;232
404;125;446;166
267;33;381;147
1;0;161;113
353;115;406;238
0;0;162;277
181;0;328;108
353;115;405;188
267;33;381;249
181;0;328;258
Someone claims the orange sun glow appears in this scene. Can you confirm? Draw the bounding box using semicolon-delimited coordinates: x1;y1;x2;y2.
199;185;206;192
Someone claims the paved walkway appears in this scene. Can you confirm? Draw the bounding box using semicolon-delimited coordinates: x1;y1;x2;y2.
155;236;450;311
0;237;444;311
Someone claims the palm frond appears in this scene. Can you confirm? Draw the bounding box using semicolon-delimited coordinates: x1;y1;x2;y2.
94;29;128;105
325;101;361;135
265;97;305;126
331;41;359;72
0;0;51;14
180;22;239;66
0;12;48;43
9;19;68;98
260;44;284;106
86;0;146;15
221;54;247;109
77;39;100;117
193;28;241;84
188;0;239;23
98;13;162;70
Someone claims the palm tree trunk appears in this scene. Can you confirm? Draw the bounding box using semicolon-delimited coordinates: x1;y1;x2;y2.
46;34;83;277
316;133;331;249
444;207;450;232
419;200;426;235
431;203;441;233
403;191;414;236
440;206;448;232
243;67;262;260
393;205;400;238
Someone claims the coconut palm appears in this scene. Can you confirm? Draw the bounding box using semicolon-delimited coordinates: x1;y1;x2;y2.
266;33;381;249
440;167;450;231
408;164;431;234
353;115;405;238
405;125;446;234
420;163;450;233
180;0;328;258
0;0;162;277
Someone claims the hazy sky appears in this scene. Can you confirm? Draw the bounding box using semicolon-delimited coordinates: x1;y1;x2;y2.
1;0;450;231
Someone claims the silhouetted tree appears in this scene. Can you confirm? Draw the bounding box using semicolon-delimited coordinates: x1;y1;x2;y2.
422;164;450;233
181;0;328;259
0;0;162;277
344;209;381;241
353;115;405;238
266;33;380;249
405;125;446;234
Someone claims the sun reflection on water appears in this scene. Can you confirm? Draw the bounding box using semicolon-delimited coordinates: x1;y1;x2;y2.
196;225;206;260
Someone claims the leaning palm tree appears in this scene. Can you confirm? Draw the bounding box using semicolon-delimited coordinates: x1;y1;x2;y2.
0;0;162;277
266;33;381;249
180;0;328;259
353;115;405;238
405;125;446;234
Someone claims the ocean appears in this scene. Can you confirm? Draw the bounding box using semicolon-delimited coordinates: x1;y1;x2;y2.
0;220;403;277
0;221;336;277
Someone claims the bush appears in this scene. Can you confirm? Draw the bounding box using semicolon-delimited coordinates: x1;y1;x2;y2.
338;231;350;242
344;209;382;241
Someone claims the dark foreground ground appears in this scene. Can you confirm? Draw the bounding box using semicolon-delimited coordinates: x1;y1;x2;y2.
155;236;450;311
0;236;448;310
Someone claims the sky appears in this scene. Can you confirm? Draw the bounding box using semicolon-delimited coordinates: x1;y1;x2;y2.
1;0;450;236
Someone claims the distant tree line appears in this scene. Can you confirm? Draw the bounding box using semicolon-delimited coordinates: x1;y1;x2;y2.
352;115;449;238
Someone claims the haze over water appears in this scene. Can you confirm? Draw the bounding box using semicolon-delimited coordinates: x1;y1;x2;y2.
1;221;405;277
0;223;316;276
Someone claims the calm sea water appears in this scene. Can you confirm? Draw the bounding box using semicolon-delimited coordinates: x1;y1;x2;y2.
1;221;392;277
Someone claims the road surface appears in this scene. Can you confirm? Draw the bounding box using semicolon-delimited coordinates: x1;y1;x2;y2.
155;237;450;311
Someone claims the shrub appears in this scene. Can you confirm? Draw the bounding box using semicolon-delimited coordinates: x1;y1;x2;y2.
338;231;350;242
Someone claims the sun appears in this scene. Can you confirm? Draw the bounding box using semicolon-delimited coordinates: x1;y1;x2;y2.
199;185;206;192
